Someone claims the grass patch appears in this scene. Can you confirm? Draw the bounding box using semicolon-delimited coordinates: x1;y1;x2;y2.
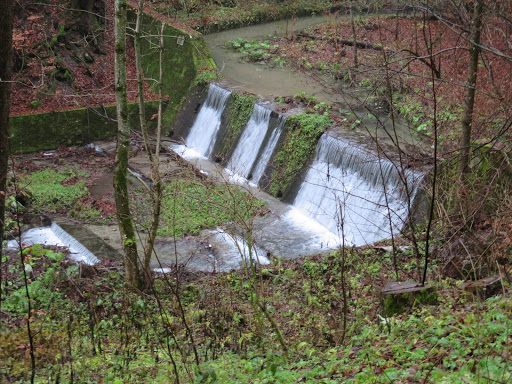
17;168;101;220
134;178;267;238
20;169;86;212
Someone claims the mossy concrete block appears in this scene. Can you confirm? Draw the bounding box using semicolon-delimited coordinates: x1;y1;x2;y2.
380;281;437;317
213;92;257;164
9;101;162;153
131;10;215;133
460;276;503;301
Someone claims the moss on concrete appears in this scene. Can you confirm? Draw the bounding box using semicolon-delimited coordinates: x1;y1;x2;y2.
134;11;215;135
215;93;256;162
9;101;162;153
269;113;330;197
381;284;437;317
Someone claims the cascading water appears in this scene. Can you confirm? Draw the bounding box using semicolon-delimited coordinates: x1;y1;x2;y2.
185;83;231;158
251;115;285;186
227;104;272;180
7;222;99;265
290;134;422;246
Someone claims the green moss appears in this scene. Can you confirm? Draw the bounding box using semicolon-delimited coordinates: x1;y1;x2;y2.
9;101;162;153
194;68;218;86
49;24;66;48
216;93;256;162
382;286;438;317
269;113;331;197
134;11;216;134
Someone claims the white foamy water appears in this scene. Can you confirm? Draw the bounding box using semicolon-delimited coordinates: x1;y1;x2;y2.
227;104;272;179
293;134;422;246
186;83;231;158
206;228;270;271
251;115;285;186
8;223;99;265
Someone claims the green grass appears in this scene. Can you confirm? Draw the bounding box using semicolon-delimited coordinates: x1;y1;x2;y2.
134;178;267;237
20;169;87;212
18;168;101;220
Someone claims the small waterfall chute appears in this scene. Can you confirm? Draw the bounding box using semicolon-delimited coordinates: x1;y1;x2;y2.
9;222;99;265
186;83;231;158
227;104;272;180
251;114;286;186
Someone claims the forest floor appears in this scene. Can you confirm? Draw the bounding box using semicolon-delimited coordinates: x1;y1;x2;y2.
1;210;511;382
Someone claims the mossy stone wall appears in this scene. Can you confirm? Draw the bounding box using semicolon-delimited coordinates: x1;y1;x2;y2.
9;101;162;153
9;10;214;153
268;113;330;198
134;12;215;135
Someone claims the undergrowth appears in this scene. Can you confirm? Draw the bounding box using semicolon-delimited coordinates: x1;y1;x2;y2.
133;177;267;238
1;245;510;383
18;168;101;220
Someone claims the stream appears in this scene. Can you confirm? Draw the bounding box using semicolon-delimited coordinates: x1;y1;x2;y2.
205;14;424;148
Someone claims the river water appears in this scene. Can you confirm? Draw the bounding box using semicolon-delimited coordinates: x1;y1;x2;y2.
205;15;424;148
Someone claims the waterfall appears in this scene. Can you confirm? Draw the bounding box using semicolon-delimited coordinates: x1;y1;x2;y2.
207;228;270;272
186;83;231;158
251;114;285;186
12;222;99;265
290;134;421;246
227;104;272;180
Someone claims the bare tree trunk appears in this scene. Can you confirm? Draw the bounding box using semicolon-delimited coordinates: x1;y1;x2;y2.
114;0;142;289
0;0;14;316
134;0;164;284
459;0;484;176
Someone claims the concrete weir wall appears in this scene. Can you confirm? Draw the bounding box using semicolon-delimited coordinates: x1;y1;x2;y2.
8;9;214;153
9;102;162;153
171;84;325;201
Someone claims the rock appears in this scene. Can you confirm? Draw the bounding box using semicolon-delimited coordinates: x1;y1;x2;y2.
460;276;503;301
380;281;437;317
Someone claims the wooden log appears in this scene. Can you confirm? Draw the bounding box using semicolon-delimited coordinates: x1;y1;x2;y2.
380;281;437;317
